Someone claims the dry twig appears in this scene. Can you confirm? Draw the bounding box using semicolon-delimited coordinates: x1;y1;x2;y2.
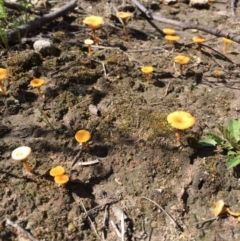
131;0;240;43
2;0;77;45
5;219;39;241
141;196;183;232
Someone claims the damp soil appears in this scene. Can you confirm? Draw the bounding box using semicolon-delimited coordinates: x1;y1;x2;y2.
1;0;240;240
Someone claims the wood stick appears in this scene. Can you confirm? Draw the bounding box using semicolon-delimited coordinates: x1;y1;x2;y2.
2;0;77;45
131;0;240;43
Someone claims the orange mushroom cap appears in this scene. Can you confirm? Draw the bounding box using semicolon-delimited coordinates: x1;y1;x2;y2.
141;66;154;74
162;28;175;35
0;68;8;81
223;37;232;44
214;70;222;76
83;15;104;30
214;200;227;217
116;12;133;21
165;35;180;42
192;36;206;44
30;78;45;88
50;166;65;177
167;111;195;130
75;130;91;143
174;55;190;65
54;174;69;185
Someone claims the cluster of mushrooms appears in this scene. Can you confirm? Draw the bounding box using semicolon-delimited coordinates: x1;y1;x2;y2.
11;129;91;187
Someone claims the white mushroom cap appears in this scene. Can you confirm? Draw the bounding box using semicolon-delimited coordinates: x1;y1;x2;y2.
11;146;32;161
84;39;94;45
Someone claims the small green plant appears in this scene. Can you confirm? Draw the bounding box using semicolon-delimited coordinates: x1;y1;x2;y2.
0;0;6;19
199;119;240;169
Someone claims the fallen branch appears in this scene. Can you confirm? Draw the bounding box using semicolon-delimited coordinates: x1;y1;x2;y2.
3;0;38;14
2;0;77;45
5;219;39;241
131;0;240;43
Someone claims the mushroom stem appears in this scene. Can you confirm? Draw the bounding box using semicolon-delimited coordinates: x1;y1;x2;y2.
0;82;7;96
23;161;31;172
87;44;92;56
82;142;89;151
176;130;181;143
123;22;127;36
37;87;44;100
197;43;202;52
145;73;151;84
223;43;228;55
179;64;183;75
92;29;99;45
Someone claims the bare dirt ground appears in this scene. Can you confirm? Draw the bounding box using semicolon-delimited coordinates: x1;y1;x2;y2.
1;0;240;240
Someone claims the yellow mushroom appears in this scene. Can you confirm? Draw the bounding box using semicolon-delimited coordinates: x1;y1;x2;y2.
167;111;195;143
223;37;232;55
83;15;104;45
30;78;45;100
165;35;180;45
214;200;227;217
162;28;176;43
214;70;223;82
54;174;69;187
50;166;65;177
141;66;154;84
174;55;190;75
162;28;175;36
116;12;133;37
192;36;206;52
84;39;94;56
0;68;8;96
11;146;32;172
75;130;91;151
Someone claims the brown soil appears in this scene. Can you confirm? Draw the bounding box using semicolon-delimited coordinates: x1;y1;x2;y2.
1;0;240;240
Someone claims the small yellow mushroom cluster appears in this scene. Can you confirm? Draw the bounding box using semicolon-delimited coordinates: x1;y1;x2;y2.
162;28;180;45
50;166;69;186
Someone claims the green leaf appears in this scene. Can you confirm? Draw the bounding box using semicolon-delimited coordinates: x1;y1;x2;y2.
199;138;218;146
227;150;236;156
0;1;6;19
226;156;240;169
206;132;225;144
228;119;240;141
218;125;238;148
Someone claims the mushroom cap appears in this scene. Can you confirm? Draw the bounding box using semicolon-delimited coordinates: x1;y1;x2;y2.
223;37;232;44
30;78;45;88
214;200;227;217
214;70;222;76
192;36;206;44
174;55;190;65
84;39;94;45
0;68;8;81
116;11;133;20
50;166;65;177
167;111;195;130
165;35;180;42
141;66;154;74
75;130;91;143
83;15;104;29
54;174;69;185
11;146;32;161
162;28;175;35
